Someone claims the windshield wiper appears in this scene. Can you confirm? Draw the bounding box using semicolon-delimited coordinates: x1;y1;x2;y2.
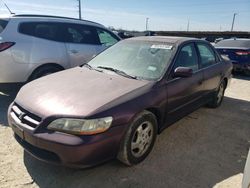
82;63;103;72
82;63;93;69
97;66;138;80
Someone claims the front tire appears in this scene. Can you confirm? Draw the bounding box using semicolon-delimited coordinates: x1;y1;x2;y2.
117;111;157;166
207;80;226;108
29;65;63;81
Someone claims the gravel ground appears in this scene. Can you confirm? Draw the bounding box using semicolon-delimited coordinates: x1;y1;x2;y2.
0;75;250;188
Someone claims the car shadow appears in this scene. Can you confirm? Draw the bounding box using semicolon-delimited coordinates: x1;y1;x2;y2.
0;84;22;126
23;96;250;188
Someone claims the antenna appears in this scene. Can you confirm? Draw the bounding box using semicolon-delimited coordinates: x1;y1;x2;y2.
1;0;15;15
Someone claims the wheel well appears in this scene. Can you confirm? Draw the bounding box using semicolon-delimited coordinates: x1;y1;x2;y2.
28;63;65;81
146;108;162;132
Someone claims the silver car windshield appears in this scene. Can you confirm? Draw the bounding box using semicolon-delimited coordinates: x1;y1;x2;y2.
88;40;174;80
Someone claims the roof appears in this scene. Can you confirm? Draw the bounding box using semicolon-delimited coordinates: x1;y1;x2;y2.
215;38;250;48
126;36;199;44
11;14;103;27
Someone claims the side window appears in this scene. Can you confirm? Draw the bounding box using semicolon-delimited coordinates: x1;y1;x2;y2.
63;24;99;45
97;29;119;47
174;43;199;71
0;20;8;33
19;22;61;42
197;43;216;67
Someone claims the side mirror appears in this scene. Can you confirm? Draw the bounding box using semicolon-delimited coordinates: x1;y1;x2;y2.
173;67;193;78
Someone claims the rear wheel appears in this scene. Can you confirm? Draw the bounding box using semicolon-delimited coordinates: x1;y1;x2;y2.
117;111;157;166
29;65;63;81
207;80;226;108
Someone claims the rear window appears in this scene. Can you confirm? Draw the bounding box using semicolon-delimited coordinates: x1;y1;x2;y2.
0;19;8;33
19;22;62;42
215;39;250;48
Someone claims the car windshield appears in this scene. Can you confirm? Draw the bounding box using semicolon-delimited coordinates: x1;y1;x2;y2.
0;19;8;33
215;39;250;48
88;40;174;80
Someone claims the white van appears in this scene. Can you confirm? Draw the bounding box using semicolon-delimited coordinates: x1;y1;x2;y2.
0;15;120;83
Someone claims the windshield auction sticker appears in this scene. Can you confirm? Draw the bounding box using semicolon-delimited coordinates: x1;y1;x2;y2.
151;44;173;50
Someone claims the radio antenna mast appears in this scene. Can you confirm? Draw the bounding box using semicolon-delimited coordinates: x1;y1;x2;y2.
1;0;15;15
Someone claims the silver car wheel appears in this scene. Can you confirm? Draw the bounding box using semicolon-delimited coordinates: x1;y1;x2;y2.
131;121;153;158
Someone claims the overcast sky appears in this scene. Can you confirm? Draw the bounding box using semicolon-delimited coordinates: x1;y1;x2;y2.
0;0;250;31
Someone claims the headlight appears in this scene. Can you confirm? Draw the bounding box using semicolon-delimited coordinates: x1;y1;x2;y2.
47;117;113;135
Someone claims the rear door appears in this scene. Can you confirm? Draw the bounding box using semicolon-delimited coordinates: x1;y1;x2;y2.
63;23;101;67
166;42;203;123
196;42;223;93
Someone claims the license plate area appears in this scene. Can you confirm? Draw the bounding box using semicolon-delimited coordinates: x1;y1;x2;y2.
11;123;24;140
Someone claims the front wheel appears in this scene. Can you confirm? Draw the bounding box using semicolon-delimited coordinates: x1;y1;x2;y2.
29;65;63;81
117;111;157;166
207;81;226;108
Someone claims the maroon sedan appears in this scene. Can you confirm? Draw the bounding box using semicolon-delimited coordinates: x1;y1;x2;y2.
8;36;232;167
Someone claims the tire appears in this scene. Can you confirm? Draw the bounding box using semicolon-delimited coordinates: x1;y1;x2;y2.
207;80;226;108
29;65;63;81
244;69;250;76
117;111;158;166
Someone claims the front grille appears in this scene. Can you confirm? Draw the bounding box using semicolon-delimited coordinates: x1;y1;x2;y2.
15;134;61;163
11;103;42;129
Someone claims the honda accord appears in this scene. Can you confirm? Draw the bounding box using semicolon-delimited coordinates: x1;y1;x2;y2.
8;36;232;167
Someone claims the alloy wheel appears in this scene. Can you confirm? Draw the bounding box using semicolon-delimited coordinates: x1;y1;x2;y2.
131;121;154;158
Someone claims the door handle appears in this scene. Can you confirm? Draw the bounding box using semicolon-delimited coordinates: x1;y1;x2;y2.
198;80;203;85
70;49;78;54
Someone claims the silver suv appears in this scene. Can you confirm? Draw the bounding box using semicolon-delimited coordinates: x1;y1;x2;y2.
0;15;120;83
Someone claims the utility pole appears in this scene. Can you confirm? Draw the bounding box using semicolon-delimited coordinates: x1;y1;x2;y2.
77;0;82;19
231;13;237;31
187;19;190;32
146;17;149;31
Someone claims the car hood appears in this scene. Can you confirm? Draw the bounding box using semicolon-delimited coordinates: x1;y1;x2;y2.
15;67;150;119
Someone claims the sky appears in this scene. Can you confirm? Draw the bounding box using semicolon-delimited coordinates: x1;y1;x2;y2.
0;0;250;31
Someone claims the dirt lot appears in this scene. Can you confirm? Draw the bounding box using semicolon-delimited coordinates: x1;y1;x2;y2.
0;76;250;188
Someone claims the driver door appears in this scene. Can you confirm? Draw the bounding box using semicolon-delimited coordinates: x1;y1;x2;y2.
166;43;204;124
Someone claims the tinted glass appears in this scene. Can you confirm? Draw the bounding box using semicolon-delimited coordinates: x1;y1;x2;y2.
64;24;99;45
197;43;216;67
19;22;62;41
97;28;118;47
174;43;199;71
88;40;174;80
0;19;8;33
215;39;250;48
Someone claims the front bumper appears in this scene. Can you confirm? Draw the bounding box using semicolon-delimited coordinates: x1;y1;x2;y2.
8;107;127;168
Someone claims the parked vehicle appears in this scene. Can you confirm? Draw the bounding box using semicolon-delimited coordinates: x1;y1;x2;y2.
215;38;250;75
117;31;134;39
8;36;232;167
243;149;250;188
214;37;224;44
0;14;120;83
